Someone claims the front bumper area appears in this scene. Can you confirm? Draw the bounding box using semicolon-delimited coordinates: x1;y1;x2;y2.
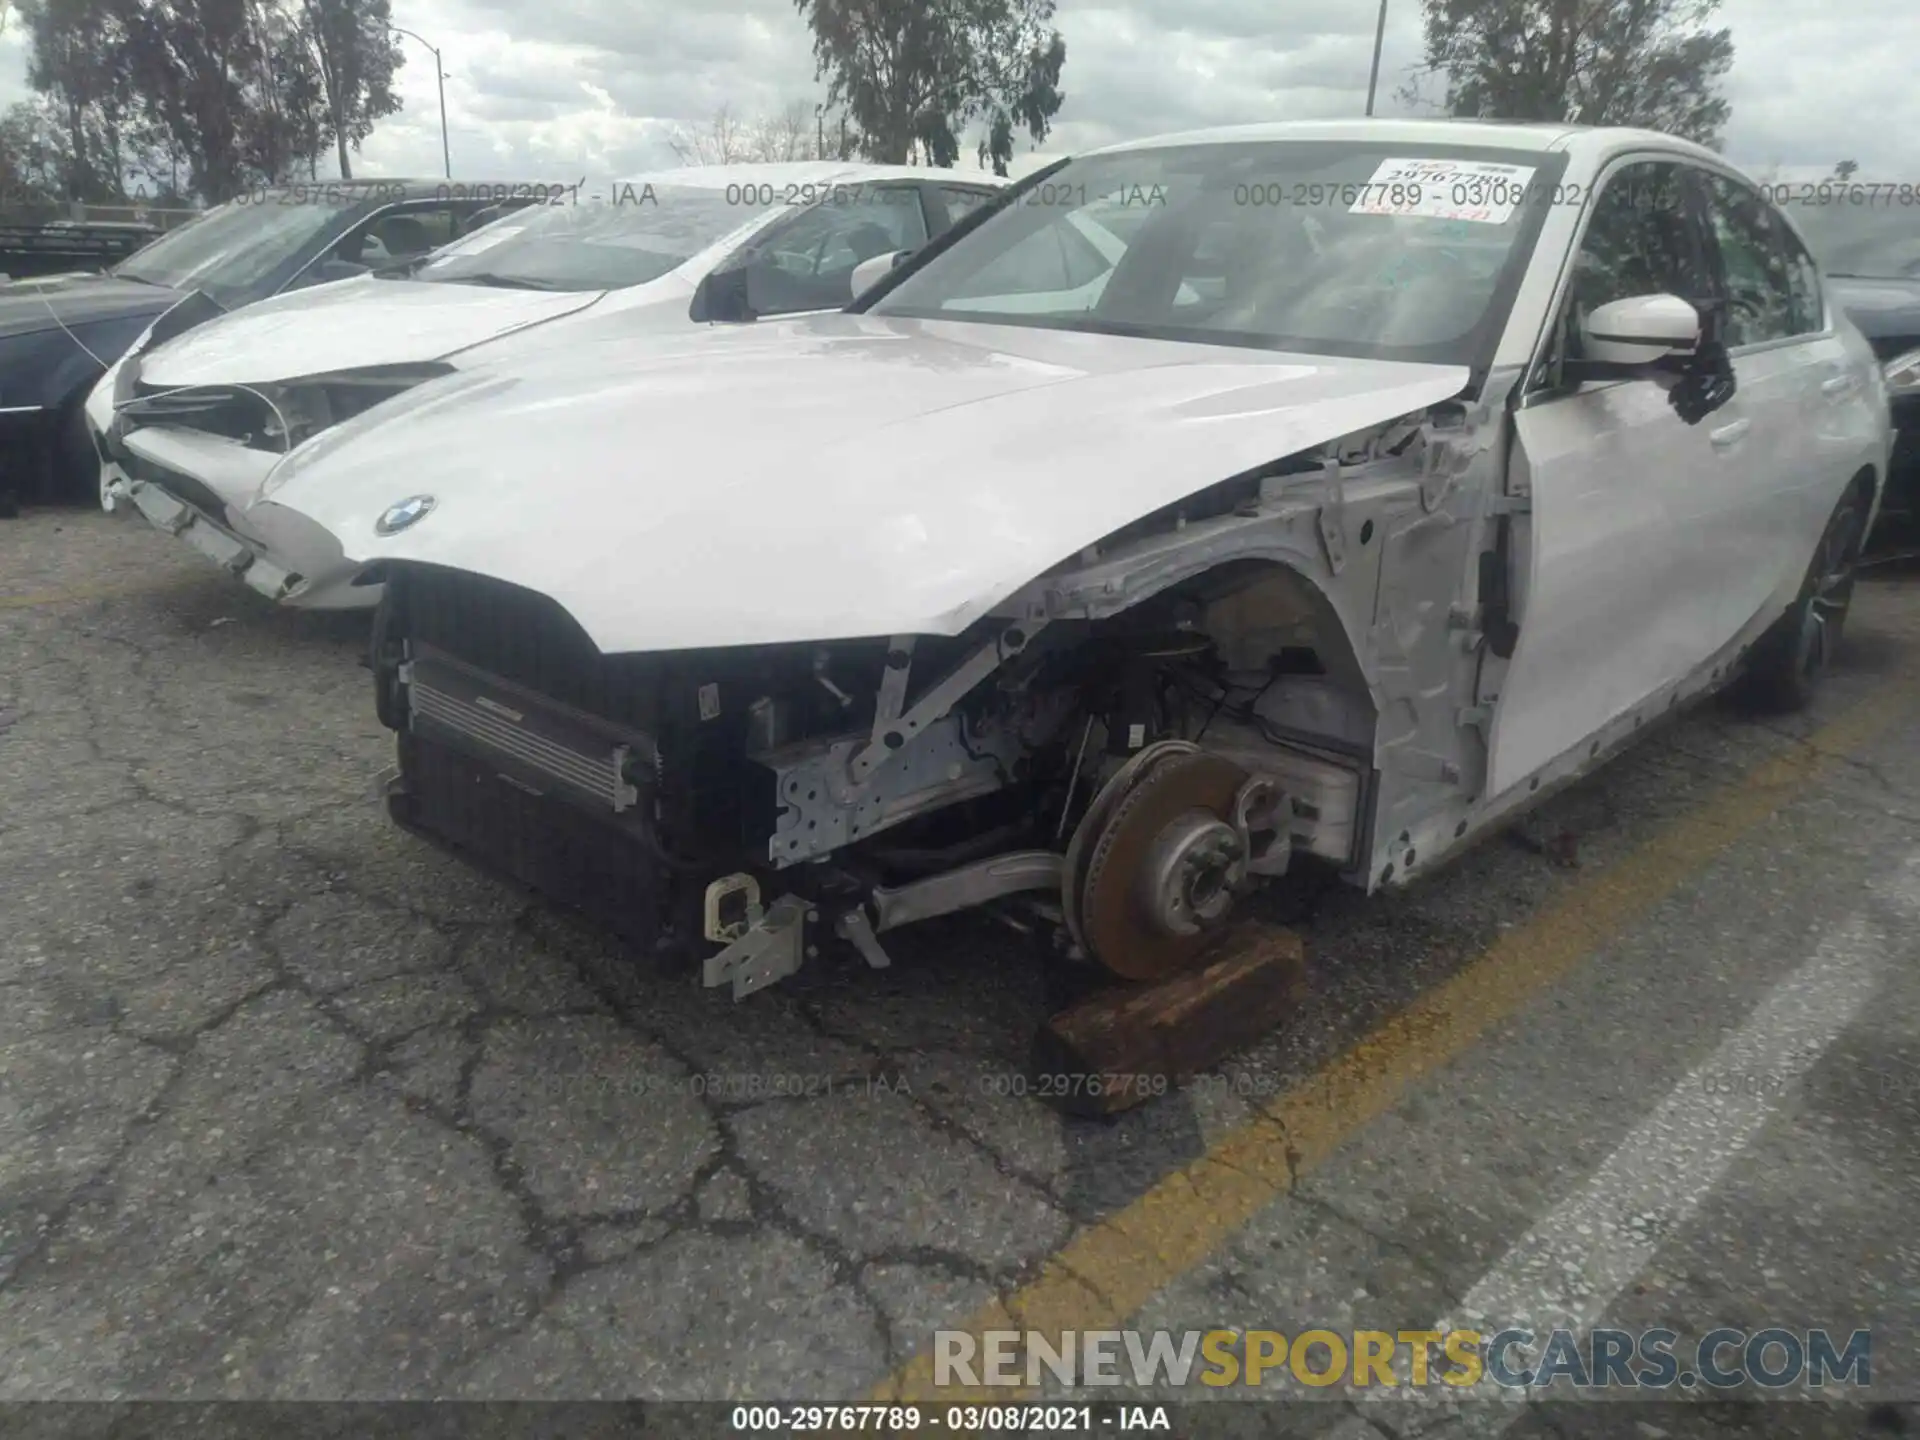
125;476;297;597
108;426;376;609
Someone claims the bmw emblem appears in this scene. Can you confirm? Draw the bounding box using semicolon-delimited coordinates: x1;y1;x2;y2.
375;494;436;535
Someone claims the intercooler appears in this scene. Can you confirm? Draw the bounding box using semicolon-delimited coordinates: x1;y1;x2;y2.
389;732;670;948
380;566;727;954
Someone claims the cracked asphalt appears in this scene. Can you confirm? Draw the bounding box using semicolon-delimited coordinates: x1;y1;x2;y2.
2;509;1917;1435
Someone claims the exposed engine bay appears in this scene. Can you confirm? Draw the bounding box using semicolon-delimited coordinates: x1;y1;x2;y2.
116;364;453;453
372;504;1379;998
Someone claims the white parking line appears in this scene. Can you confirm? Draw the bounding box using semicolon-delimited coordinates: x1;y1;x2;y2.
1326;853;1917;1436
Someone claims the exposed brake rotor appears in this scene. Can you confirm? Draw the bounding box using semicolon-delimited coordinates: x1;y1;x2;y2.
1078;751;1254;982
1060;739;1199;954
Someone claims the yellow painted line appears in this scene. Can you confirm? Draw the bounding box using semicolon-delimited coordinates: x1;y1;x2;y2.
874;676;1920;1404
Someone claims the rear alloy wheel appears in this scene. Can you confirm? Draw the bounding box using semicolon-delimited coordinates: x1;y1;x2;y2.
1736;488;1867;714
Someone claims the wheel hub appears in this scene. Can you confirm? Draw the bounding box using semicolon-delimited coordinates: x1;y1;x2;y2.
1075;751;1254;980
1140;810;1246;935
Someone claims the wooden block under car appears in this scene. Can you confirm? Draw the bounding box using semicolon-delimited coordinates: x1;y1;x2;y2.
1027;923;1307;1117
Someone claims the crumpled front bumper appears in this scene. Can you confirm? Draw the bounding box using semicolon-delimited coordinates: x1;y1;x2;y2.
119;477;303;601
105;423;377;609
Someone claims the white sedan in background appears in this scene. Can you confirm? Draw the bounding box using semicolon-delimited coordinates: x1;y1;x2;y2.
89;161;1004;607
242;119;1893;999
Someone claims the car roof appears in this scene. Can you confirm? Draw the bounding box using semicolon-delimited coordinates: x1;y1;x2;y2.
609;160;1009;191
1086;118;1726;168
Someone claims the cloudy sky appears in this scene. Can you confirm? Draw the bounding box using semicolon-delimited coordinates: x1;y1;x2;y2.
2;0;1915;185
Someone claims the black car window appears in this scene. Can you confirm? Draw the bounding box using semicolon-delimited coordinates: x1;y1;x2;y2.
378;206;460;254
742;184;930;316
112;196;358;303
1776;214;1826;336
1564;161;1712;361
1701;174;1798;347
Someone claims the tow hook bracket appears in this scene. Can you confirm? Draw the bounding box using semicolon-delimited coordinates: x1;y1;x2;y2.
703;894;809;1000
835;907;894;970
702;873;763;943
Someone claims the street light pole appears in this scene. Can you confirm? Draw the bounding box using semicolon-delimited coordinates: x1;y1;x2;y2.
389;25;451;178
1365;0;1389;116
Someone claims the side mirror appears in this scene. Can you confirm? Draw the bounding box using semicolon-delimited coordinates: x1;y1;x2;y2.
1579;293;1700;366
692;266;756;324
850;249;912;300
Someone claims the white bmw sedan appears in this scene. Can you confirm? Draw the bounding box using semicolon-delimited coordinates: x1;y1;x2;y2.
88;160;1004;607
244;119;1892;994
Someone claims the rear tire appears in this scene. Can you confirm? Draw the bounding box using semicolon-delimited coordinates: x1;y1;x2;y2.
1735;485;1867;714
50;398;101;507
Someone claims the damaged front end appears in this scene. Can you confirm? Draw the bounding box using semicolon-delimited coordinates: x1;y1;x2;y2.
102;362;454;607
367;398;1494;999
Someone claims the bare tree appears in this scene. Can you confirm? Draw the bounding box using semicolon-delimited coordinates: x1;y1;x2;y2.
668;100;844;165
748;99;816;161
666;103;749;165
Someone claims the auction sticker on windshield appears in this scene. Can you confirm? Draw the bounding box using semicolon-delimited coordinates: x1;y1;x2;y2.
1349;158;1538;224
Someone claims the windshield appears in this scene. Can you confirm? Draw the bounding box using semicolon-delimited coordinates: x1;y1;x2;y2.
114;197;350;299
414;186;787;292
870;142;1559;365
1782;201;1920;280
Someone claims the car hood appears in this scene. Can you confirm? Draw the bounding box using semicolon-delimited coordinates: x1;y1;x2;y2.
260;312;1471;654
0;273;181;341
1828;277;1920;346
139;275;607;386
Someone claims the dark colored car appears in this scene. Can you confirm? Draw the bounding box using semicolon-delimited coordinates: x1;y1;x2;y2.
1783;199;1920;534
0;180;530;517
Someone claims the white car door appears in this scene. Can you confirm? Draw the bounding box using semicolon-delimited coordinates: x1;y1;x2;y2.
1487;158;1748;798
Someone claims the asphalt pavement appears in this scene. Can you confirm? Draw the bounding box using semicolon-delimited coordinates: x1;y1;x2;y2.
2;509;1916;1437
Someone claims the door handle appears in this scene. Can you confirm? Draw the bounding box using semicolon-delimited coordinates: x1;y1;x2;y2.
1820;375;1851;396
1709;418;1752;448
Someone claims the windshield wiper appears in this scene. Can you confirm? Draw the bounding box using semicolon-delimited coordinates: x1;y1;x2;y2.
435;272;570;291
